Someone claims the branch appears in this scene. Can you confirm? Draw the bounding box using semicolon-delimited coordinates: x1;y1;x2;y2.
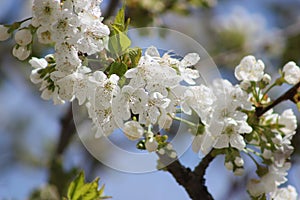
158;153;193;187
255;81;300;117
194;151;215;181
158;151;215;200
55;104;76;156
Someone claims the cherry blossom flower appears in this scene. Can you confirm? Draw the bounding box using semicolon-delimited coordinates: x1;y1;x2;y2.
235;55;265;82
282;61;300;85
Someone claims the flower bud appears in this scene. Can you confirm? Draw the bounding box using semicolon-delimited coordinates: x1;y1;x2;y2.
123;121;144;140
158;148;165;155
145;139;158;152
240;80;251;91
0;25;10;41
225;161;233;171
262;74;271;84
12;45;31;61
15;29;32;46
234;157;244;167
169;151;177;159
166;143;173;150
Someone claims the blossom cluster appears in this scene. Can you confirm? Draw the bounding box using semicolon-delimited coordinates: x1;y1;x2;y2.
1;0;110;104
233;56;299;199
1;1;299;199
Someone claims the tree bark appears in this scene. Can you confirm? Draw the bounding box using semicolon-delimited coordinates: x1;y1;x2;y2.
158;151;215;200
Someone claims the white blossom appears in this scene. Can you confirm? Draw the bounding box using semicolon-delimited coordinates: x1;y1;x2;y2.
278;109;297;136
282;61;300;85
182;85;215;121
73;67;91;105
271;185;298;200
87;102;117;138
89;71;119;109
76;12;110;55
112;85;148;127
51;9;80;43
139;92;171;125
235;55;265;82
248;163;291;197
29;57;48;84
32;0;60;26
178;53;200;85
54;72;76;101
41;87;64;105
36;26;53;44
54;42;82;73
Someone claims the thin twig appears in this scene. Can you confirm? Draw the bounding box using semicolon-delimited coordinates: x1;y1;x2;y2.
255;81;300;117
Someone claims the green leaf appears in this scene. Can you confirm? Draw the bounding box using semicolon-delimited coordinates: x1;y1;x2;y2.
109;61;128;77
67;171;85;200
114;5;126;31
66;171;110;200
128;47;142;68
108;31;131;55
118;32;131;52
108;4;132;55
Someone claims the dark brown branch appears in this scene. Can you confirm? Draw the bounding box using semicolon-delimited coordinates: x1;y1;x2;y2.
55;104;76;156
194;151;215;180
255;81;300;117
158;151;215;200
158;153;192;186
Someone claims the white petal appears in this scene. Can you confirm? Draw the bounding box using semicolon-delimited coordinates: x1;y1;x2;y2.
181;102;192;115
192;135;203;153
214;134;229;149
200;134;215;155
145;46;160;57
230;134;245;150
29;57;48;69
238;121;252;133
41;89;52;100
181;53;200;67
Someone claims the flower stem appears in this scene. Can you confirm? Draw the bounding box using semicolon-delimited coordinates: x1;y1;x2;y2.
255;81;300;117
19;17;33;24
262;82;277;98
170;115;197;127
